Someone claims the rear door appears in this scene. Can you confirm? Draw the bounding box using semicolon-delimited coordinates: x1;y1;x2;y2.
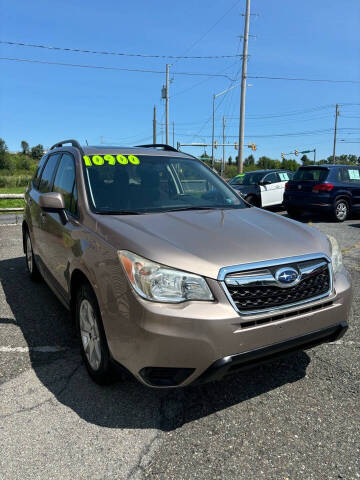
260;172;283;207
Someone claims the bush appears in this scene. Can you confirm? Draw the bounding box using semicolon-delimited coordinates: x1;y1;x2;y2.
0;175;32;188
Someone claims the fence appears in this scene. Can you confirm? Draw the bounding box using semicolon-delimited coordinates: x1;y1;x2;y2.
0;193;25;212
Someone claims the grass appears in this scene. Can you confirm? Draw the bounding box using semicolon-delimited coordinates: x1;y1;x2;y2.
0;198;25;209
0;186;26;194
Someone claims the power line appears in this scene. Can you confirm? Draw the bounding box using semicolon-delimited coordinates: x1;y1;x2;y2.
0;57;236;80
175;128;360;138
0;40;240;59
248;75;360;84
172;0;242;67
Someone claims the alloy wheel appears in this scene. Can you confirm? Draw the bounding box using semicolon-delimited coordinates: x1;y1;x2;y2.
79;299;102;371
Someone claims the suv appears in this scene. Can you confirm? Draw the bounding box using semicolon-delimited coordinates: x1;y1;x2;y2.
229;169;294;207
23;140;352;387
284;164;360;222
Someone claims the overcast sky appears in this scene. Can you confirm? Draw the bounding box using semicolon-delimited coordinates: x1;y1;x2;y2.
1;0;359;161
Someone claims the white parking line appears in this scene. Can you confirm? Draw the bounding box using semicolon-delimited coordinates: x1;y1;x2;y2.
0;346;68;353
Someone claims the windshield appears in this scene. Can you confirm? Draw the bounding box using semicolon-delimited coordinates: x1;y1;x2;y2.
293;167;329;182
230;171;265;186
83;154;246;214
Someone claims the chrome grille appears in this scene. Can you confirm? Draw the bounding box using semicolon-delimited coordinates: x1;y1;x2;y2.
220;255;332;315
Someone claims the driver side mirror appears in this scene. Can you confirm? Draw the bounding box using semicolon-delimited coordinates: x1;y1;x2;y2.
39;192;68;225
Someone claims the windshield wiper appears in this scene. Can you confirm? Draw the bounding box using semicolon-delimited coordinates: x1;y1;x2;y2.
95;210;142;215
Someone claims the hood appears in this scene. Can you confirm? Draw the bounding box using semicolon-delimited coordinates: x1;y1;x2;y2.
95;208;331;279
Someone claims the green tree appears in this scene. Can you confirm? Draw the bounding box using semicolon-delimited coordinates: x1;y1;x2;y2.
244;154;255;168
0;138;8;169
30;144;44;160
300;154;311;166
281;158;299;171
21;140;29;155
227;155;233;165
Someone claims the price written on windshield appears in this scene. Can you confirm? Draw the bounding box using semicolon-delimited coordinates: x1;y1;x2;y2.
83;154;140;167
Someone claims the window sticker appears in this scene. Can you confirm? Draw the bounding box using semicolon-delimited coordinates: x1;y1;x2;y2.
278;172;289;181
348;169;360;180
83;154;140;167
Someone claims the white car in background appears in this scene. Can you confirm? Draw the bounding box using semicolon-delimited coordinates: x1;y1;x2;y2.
229;169;294;207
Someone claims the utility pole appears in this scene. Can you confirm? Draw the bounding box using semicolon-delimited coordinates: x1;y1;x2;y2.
153;105;157;144
172;121;175;147
165;64;170;144
238;0;251;174
332;104;339;163
211;94;216;167
222;116;226;177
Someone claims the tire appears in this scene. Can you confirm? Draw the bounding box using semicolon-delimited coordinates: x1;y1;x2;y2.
245;195;260;207
24;230;41;281
333;199;349;222
287;208;302;219
76;283;116;385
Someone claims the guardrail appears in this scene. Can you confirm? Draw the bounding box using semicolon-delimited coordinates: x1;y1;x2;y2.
0;193;25;212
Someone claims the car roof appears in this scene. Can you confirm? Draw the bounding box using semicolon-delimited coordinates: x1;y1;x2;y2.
49;143;195;159
82;146;191;158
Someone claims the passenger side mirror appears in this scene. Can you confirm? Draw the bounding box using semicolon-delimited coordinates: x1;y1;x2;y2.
39;192;68;225
259;180;271;186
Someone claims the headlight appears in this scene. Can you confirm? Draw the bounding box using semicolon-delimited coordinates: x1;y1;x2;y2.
118;250;214;303
327;235;343;273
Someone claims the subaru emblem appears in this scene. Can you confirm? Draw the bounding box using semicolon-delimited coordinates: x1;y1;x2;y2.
275;267;300;287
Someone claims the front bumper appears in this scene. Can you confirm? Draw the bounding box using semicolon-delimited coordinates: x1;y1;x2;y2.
192;321;347;385
104;269;352;388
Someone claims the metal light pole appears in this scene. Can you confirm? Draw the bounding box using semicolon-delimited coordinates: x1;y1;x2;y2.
211;83;241;168
221;116;226;177
153;105;157;144
238;0;251;174
332;104;339;163
165;64;170;145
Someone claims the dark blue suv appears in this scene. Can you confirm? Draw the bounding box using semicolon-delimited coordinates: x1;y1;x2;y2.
284;164;360;222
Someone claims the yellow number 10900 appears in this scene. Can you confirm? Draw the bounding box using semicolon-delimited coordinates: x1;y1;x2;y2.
83;154;140;167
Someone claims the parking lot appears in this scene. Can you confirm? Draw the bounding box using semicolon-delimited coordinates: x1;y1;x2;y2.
0;213;359;480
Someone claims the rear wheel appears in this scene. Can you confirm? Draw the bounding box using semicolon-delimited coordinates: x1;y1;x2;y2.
24;230;41;281
333;199;349;222
76;283;117;385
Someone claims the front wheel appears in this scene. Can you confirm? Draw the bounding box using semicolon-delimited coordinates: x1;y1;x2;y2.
24;230;41;281
333;199;349;222
76;283;117;385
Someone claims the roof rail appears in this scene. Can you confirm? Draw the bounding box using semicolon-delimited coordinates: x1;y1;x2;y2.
50;139;84;154
135;143;178;152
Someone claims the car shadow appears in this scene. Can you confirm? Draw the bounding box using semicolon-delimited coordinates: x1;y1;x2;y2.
0;256;310;432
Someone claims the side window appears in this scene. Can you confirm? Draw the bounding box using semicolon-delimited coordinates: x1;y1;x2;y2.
346;168;360;183
278;172;290;182
52;153;78;216
263;172;278;184
32;155;48;189
38;154;61;193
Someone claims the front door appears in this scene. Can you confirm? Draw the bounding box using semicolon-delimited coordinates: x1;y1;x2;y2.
260;172;283;207
39;152;81;299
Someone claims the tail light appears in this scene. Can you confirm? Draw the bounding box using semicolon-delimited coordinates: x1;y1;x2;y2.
312;183;334;193
285;182;290;190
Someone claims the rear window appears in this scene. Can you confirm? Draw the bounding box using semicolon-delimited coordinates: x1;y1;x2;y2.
293;168;329;182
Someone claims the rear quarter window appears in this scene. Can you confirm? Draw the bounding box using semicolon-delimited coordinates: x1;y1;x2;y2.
293;168;329;182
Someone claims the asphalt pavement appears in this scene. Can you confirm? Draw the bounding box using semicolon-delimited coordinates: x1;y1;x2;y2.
0;213;359;480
